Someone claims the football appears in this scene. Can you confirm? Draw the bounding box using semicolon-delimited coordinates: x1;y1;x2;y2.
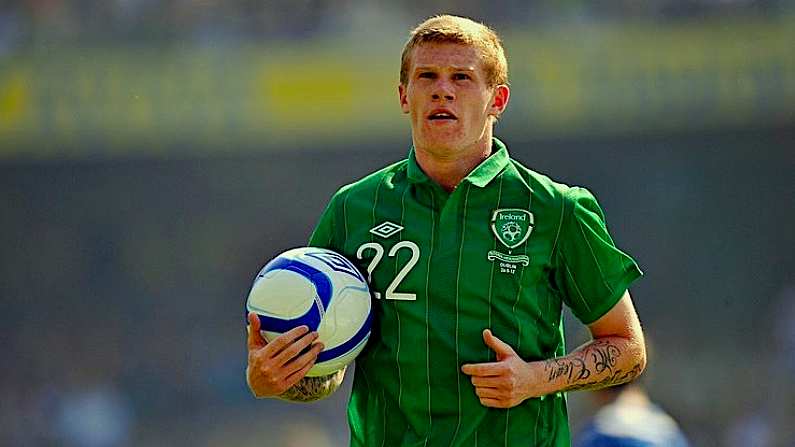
246;247;372;377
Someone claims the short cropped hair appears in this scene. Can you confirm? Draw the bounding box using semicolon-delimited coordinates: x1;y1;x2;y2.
400;15;509;88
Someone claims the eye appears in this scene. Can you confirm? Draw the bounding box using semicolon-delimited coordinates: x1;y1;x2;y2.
418;72;436;79
453;73;471;81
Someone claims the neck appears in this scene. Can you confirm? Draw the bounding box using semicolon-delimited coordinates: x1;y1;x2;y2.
413;130;493;192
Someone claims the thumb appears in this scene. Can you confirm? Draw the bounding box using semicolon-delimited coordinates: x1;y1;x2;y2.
247;312;267;350
483;329;517;360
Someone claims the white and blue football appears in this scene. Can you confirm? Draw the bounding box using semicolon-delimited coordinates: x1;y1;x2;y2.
246;247;372;377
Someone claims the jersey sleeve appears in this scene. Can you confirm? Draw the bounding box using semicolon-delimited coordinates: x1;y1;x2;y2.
553;187;642;324
308;193;339;250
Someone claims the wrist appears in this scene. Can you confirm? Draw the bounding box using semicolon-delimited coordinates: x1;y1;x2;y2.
524;360;553;399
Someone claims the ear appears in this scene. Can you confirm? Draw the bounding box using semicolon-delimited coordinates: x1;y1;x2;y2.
489;84;510;118
399;83;410;114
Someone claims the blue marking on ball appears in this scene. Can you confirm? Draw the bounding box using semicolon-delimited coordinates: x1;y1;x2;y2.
305;250;366;283
249;257;332;332
316;298;373;362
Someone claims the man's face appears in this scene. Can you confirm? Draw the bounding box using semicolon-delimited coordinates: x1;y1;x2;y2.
399;43;509;155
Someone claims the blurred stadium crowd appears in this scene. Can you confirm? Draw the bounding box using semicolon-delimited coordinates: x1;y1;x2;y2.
0;0;793;48
1;1;794;446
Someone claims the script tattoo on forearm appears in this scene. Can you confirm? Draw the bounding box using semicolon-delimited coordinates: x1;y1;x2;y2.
587;339;620;374
278;368;345;403
544;357;591;382
543;340;642;393
561;363;643;392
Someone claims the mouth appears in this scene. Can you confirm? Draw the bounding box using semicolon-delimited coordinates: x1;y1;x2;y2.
427;109;458;122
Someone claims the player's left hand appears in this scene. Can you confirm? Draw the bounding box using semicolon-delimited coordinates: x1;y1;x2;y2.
461;329;539;409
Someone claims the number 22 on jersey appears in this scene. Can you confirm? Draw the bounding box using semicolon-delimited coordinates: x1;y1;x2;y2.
355;241;420;300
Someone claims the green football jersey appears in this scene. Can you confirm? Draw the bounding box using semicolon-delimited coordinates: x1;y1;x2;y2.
309;138;642;447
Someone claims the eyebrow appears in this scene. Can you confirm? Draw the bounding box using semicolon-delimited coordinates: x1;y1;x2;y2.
413;65;477;72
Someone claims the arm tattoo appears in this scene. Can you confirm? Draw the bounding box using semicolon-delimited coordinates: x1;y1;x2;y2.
587;339;620;374
560;363;643;392
544;357;590;383
543;339;642;393
278;368;346;403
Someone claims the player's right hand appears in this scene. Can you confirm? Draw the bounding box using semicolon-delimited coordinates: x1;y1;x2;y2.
246;312;324;398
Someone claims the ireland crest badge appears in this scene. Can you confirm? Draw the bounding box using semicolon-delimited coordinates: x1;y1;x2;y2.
491;208;534;249
488;208;533;273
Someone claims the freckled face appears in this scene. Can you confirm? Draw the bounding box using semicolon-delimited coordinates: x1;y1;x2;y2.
399;43;507;156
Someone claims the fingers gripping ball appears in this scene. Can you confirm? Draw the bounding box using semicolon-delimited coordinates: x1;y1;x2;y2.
246;247;373;377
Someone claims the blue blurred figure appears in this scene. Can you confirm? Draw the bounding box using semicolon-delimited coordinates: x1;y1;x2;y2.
574;382;690;447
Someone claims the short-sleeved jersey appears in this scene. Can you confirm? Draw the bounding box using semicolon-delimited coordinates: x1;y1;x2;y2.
309;138;642;447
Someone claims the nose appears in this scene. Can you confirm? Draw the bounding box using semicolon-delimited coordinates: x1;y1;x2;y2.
431;80;455;101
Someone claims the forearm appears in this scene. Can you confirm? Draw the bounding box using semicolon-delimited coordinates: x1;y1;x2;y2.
275;368;346;403
536;336;646;395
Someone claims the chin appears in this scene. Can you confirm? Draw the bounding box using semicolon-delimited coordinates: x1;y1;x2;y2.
418;138;461;154
417;130;467;152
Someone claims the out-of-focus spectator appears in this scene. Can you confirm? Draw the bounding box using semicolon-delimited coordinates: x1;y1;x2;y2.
774;285;795;375
724;408;773;447
770;284;795;445
0;6;23;55
574;382;690;447
54;382;134;447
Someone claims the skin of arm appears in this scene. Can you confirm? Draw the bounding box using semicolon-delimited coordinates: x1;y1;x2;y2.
461;291;646;408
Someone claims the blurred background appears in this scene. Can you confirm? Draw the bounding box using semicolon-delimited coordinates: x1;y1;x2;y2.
1;0;794;446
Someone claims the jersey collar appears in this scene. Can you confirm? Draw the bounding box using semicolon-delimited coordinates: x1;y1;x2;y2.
407;137;510;188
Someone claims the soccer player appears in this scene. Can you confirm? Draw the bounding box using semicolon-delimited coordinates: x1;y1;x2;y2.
246;14;647;446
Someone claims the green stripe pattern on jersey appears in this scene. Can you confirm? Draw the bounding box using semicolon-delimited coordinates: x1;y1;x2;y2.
309;138;642;447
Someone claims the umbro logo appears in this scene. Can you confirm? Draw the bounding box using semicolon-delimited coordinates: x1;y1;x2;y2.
370;221;403;239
